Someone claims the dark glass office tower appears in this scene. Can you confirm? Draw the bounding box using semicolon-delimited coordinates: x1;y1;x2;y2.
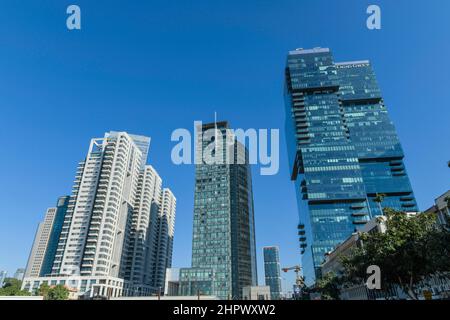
284;48;418;283
263;246;282;300
180;121;257;299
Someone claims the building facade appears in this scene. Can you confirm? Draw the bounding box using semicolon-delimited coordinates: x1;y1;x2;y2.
179;121;257;299
179;267;215;297
24;196;69;279
25;208;58;278
284;48;418;283
425;190;450;227
122;164;163;295
22;131;176;298
319;214;450;300
53;131;145;280
242;286;271;300
152;188;177;291
40;196;70;276
263;246;282;300
164;268;180;296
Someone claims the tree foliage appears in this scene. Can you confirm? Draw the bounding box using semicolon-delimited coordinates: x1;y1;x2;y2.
47;284;69;300
315;272;342;300
341;208;450;299
38;283;50;299
0;278;31;296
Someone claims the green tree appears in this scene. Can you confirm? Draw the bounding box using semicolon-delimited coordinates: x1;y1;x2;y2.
373;193;386;214
38;283;51;299
0;278;31;296
315;272;342;300
47;285;69;300
342;209;450;299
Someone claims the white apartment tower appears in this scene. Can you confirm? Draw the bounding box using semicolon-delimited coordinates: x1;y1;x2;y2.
22;132;176;298
53;132;144;279
155;189;176;287
123;171;177;296
124;165;162;295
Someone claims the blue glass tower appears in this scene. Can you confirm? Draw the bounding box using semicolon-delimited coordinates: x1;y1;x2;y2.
263;246;282;300
40;196;70;276
284;48;418;284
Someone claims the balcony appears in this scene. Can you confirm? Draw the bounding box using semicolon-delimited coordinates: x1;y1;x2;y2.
351;212;368;217
390;160;403;166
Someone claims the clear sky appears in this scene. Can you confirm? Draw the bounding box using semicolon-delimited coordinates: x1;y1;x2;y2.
0;0;449;292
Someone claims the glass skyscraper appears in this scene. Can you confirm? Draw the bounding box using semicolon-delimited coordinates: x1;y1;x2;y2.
40;196;70;276
284;48;418;283
179;121;257;299
263;246;282;300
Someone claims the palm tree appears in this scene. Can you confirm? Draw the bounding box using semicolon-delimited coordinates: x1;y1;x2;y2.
373;193;387;215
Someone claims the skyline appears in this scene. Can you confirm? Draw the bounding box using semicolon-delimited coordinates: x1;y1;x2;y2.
1;0;450;292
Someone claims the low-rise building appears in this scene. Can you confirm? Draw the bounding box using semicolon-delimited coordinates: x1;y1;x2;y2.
178;268;215;297
321;212;450;300
21;275;124;299
242;286;271;300
164;268;180;296
321;233;360;277
424;190;450;227
321;216;389;277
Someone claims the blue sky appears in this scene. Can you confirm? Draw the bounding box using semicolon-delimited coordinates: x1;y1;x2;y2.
0;0;449;291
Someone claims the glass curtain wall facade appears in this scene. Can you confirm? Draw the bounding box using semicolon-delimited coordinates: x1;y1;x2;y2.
284;48;418;283
40;196;70;276
181;121;257;299
263;246;282;300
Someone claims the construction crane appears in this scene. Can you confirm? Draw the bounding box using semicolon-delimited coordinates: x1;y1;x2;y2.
282;265;305;288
